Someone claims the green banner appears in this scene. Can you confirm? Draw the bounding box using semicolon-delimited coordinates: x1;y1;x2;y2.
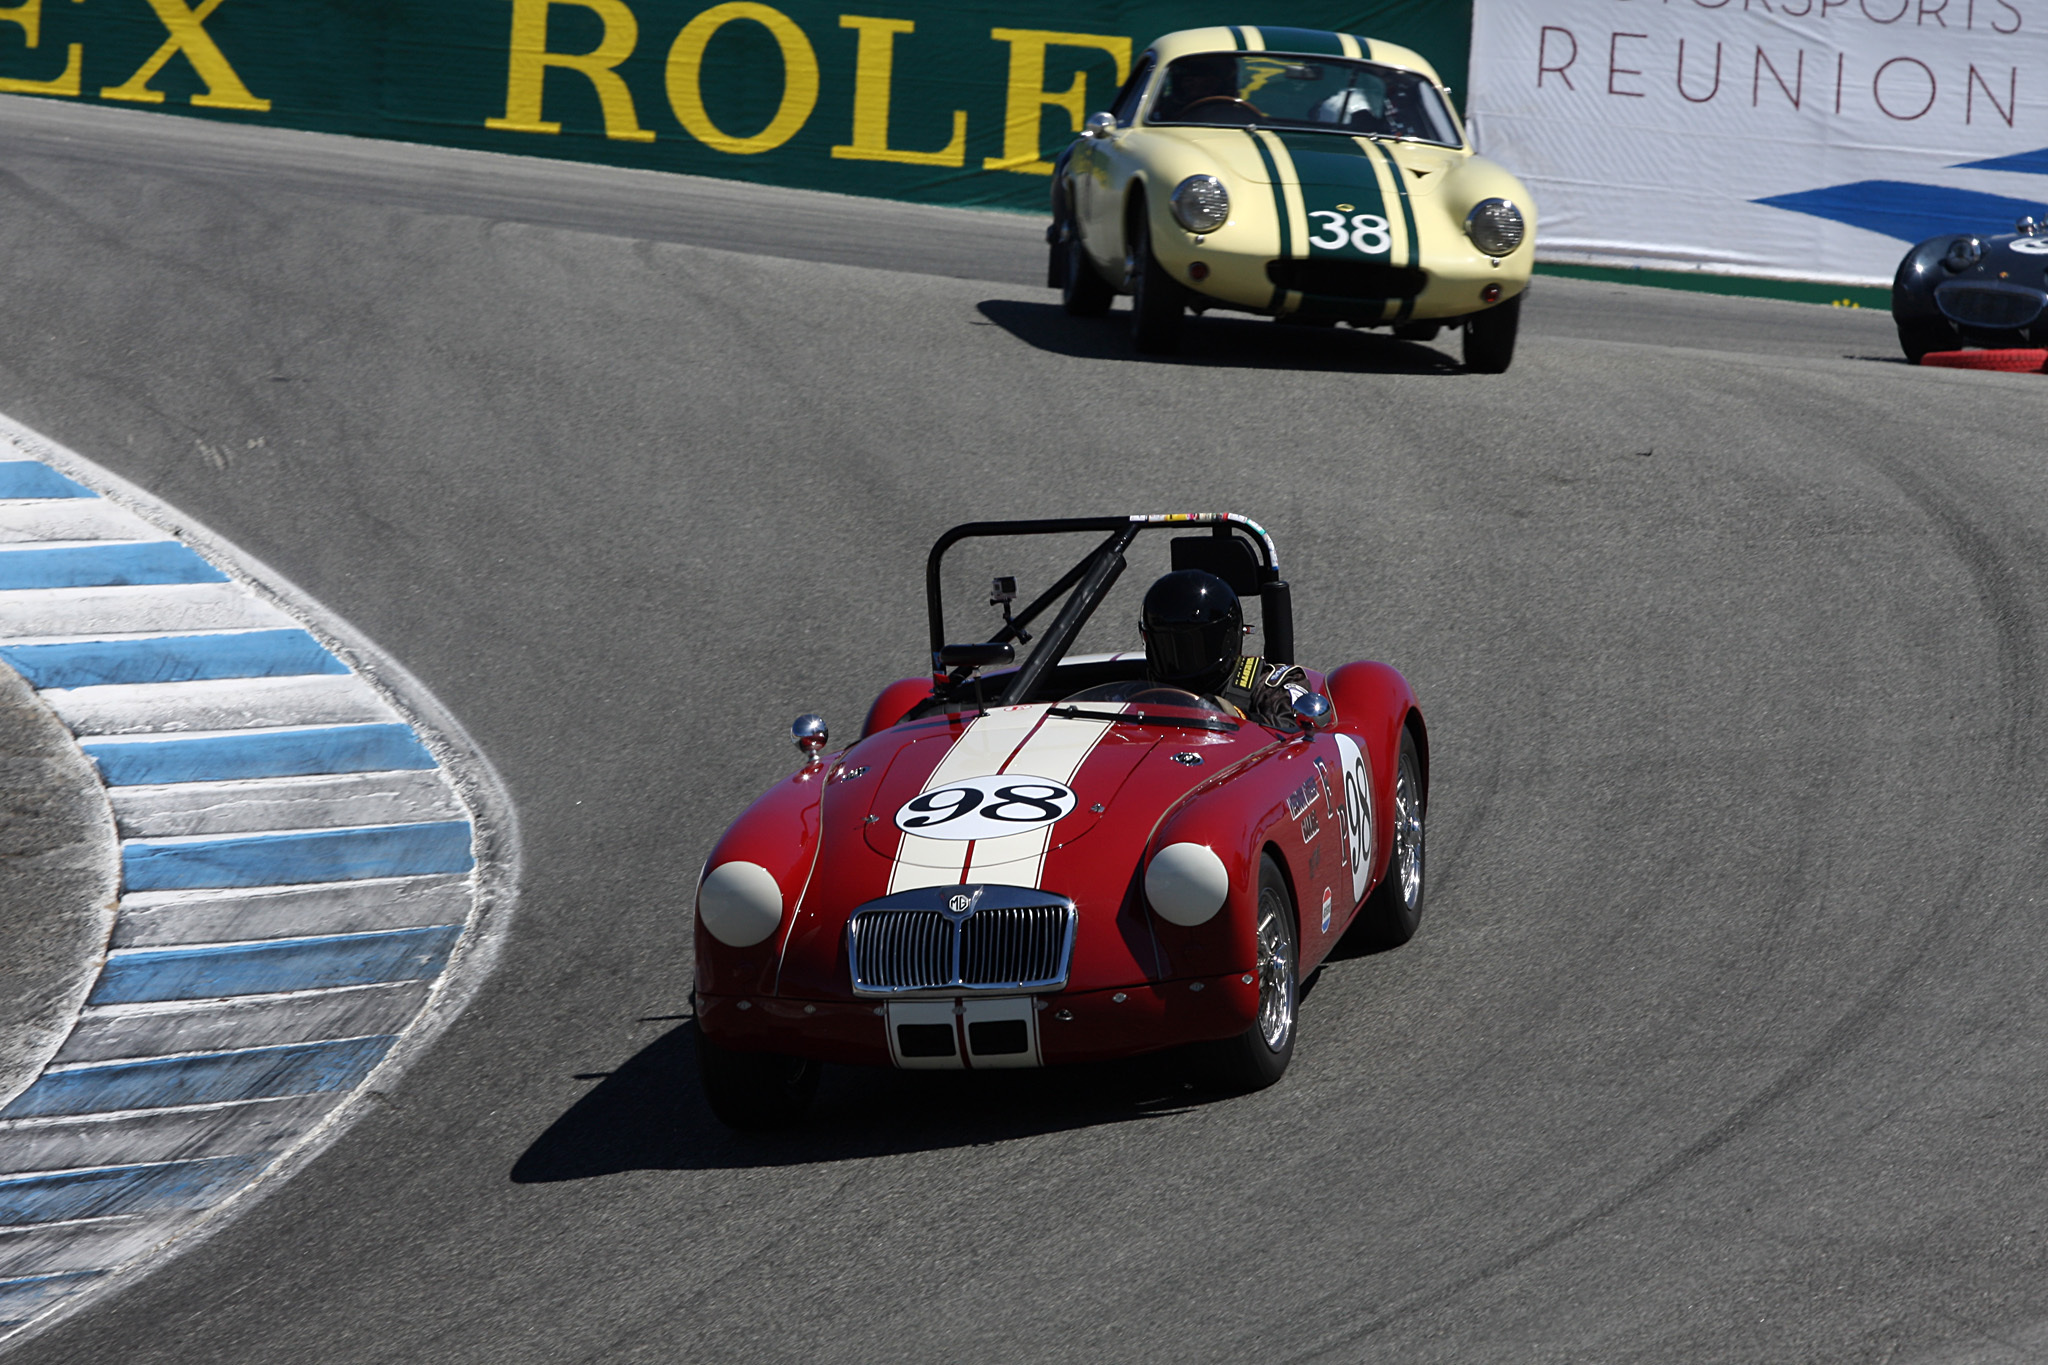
5;1;1470;211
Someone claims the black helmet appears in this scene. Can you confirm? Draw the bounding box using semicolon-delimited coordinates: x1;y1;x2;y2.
1141;570;1243;693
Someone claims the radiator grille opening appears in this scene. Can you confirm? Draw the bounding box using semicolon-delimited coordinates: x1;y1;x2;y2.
849;895;1076;994
1267;259;1427;299
1935;282;2045;331
850;910;949;991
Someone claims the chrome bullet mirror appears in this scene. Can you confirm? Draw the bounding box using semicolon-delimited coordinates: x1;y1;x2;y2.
1085;111;1116;139
1290;692;1334;731
792;713;828;760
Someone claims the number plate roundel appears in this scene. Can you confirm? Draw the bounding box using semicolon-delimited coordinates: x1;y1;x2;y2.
893;775;1080;841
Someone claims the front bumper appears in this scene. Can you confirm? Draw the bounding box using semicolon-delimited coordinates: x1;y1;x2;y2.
1156;234;1530;324
697;971;1261;1070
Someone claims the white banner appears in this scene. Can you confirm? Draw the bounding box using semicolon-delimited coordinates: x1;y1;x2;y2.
1468;0;2048;285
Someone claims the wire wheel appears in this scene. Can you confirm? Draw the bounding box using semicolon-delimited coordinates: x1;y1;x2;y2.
1197;853;1298;1092
1254;878;1297;1053
1354;728;1426;949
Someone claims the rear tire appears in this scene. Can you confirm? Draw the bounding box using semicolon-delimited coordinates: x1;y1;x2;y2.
1127;209;1184;354
694;1017;820;1130
1896;317;1952;363
1197;854;1297;1092
1464;293;1521;373
1061;222;1114;317
1354;730;1425;949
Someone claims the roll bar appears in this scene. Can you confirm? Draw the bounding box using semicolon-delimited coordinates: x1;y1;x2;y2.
924;513;1292;705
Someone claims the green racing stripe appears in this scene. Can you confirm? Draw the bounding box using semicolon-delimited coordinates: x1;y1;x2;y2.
1246;131;1292;309
1250;28;1348;57
1358;138;1422;320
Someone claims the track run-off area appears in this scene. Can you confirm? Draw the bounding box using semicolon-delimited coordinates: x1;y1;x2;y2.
5;96;2048;1364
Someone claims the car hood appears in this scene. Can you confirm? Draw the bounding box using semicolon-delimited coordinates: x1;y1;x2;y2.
772;702;1270;996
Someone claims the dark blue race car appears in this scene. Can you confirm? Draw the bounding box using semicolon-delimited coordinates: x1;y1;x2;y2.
1893;214;2048;362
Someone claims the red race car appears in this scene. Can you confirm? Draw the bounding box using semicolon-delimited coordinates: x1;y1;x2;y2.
692;514;1428;1127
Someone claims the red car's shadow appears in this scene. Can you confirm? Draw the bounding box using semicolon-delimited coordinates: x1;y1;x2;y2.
975;299;1466;374
510;970;1354;1177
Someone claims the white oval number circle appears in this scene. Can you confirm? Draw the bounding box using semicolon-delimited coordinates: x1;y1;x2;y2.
1334;734;1374;905
2008;237;2048;254
894;775;1079;841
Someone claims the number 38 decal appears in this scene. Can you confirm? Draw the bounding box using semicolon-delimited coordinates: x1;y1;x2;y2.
894;775;1079;841
1308;210;1392;255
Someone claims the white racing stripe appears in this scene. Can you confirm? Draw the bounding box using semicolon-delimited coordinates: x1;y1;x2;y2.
886;706;1048;893
885;703;1122;894
963;707;1119;889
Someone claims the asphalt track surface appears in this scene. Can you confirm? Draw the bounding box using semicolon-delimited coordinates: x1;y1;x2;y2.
6;99;2048;1365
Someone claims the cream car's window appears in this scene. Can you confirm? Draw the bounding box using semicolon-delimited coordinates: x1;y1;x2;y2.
1150;53;1460;147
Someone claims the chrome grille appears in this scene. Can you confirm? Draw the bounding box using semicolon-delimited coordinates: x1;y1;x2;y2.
848;886;1077;996
1936;281;2045;330
850;910;950;991
960;905;1068;986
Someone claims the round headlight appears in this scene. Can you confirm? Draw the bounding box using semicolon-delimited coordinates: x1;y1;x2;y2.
698;860;783;947
1944;236;1984;270
1145;842;1230;927
1171;175;1231;233
1466;198;1526;257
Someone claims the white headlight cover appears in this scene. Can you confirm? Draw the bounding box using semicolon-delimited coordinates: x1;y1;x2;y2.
1145;842;1231;926
1466;198;1525;257
698;860;784;947
1171;175;1231;233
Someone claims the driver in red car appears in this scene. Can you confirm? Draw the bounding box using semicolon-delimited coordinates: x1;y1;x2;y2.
1141;570;1308;729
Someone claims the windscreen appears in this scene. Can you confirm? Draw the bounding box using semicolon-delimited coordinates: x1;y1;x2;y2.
1149;52;1460;147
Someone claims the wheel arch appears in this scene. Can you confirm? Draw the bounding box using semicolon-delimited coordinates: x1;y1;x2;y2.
1404;707;1429;809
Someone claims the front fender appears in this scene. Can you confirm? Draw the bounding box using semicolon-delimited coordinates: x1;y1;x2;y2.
693;763;828;998
1327;661;1425;885
862;678;931;738
1894;235;1955;320
1139;750;1306;981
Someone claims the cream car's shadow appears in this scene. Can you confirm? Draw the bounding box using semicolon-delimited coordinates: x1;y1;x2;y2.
976;299;1466;374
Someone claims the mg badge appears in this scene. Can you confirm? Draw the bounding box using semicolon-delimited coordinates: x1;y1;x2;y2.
948;894;972;914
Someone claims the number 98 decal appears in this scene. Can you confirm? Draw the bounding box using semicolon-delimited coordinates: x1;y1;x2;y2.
1333;734;1374;904
893;775;1080;841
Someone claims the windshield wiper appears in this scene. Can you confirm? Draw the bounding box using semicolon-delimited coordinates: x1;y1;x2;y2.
1048;704;1239;733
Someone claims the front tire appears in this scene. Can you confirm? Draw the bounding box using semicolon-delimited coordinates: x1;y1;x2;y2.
694;1017;820;1130
1197;854;1297;1092
1896;317;1952;364
1353;729;1426;949
1127;208;1184;354
1061;222;1114;317
1464;293;1521;373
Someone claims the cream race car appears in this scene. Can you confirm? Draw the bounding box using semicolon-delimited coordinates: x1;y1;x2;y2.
1048;26;1536;372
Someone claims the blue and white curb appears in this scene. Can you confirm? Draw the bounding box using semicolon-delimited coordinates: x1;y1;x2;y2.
0;416;518;1344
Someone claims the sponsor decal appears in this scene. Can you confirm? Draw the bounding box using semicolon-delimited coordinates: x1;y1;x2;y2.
1321;886;1333;933
1300;808;1320;843
1284;773;1320;819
